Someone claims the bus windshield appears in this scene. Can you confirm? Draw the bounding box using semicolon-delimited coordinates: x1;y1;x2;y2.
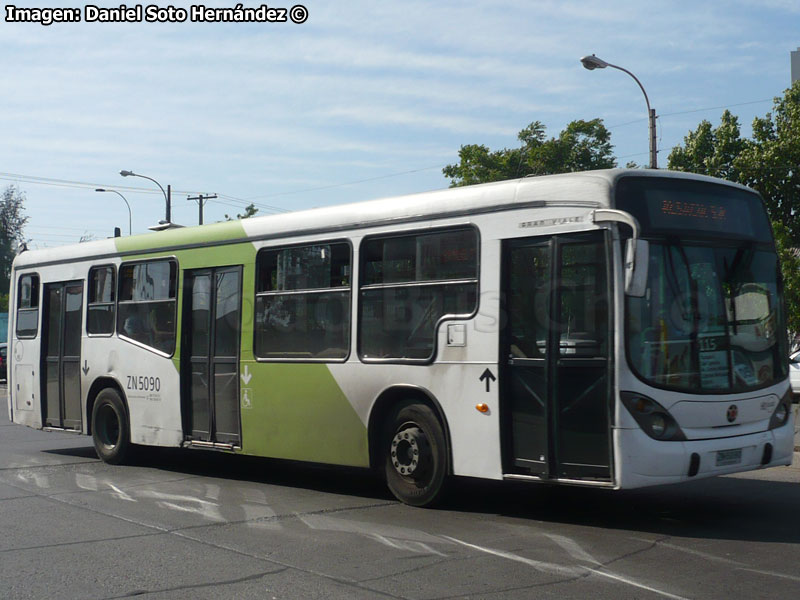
617;177;787;393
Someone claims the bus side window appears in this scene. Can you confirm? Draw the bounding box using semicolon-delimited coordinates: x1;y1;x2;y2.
117;261;177;355
255;242;351;360
16;273;40;338
87;266;116;335
359;228;478;361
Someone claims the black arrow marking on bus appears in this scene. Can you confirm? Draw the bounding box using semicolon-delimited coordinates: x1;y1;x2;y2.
82;360;89;376
479;368;496;392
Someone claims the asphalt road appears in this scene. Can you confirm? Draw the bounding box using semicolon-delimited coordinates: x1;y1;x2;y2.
2;382;800;600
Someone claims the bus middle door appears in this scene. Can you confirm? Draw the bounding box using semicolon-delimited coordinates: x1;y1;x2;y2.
182;266;243;447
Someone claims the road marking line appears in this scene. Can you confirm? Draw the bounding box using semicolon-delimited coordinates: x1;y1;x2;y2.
636;538;800;582
440;535;582;577
543;533;602;565
108;483;136;502
443;535;689;600
369;533;448;557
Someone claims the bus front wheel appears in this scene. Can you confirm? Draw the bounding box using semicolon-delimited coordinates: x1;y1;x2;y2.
92;388;131;465
384;403;448;507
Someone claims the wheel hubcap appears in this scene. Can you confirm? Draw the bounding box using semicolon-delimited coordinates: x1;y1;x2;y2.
391;426;429;478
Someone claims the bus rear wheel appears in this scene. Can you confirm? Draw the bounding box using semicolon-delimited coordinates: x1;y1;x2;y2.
92;388;131;465
384;403;448;507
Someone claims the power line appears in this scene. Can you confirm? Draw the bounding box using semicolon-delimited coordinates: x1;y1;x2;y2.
241;165;445;201
215;193;289;213
0;172;288;214
27;224;109;232
0;94;783;212
607;97;774;129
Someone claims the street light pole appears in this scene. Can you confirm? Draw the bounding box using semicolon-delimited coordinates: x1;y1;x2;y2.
119;170;172;222
580;54;658;169
95;188;132;235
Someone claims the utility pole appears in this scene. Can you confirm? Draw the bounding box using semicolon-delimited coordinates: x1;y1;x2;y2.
187;193;217;225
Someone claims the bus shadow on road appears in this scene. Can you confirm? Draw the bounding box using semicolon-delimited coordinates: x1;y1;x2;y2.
44;446;101;459
447;472;800;544
42;443;800;544
125;445;394;503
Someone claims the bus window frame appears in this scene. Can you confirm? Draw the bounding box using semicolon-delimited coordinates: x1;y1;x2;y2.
116;257;179;358
253;238;353;363
86;264;117;338
15;272;41;340
357;224;481;366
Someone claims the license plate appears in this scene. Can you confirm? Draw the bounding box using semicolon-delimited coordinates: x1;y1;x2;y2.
716;448;742;467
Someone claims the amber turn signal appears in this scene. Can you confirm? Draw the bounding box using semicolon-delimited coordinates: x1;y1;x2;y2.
476;403;489;413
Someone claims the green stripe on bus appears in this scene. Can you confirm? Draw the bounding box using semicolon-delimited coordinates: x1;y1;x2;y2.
114;233;367;465
114;220;247;253
239;362;369;467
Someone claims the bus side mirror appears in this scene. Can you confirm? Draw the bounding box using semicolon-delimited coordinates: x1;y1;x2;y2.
625;238;649;297
589;209;647;297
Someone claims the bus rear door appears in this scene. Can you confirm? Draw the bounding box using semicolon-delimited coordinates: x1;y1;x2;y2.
41;281;84;430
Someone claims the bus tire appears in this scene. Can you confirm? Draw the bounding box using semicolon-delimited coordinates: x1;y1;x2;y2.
92;388;131;465
384;402;448;507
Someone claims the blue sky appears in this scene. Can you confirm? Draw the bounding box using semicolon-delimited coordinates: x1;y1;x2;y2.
1;0;798;246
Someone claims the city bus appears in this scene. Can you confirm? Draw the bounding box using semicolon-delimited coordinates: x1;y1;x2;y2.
6;169;795;506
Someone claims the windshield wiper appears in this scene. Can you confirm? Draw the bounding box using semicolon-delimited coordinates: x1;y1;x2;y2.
722;242;754;335
664;237;699;338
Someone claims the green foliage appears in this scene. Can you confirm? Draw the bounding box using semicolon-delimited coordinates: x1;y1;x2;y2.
668;82;800;243
0;292;7;311
772;221;800;337
737;82;800;242
0;185;29;295
443;119;616;187
667;110;747;181
668;82;800;337
225;203;259;221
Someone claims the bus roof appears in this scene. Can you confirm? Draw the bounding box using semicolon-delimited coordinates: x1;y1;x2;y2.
12;169;753;269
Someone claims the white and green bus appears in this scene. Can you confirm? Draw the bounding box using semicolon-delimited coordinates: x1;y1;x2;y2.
6;169;794;506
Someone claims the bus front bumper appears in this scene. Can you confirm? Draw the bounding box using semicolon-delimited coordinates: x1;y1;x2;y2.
614;421;794;489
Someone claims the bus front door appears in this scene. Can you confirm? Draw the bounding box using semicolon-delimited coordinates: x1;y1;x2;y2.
182;267;243;446
42;281;84;430
501;231;612;481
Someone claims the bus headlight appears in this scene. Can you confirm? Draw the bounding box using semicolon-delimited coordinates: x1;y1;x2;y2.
768;389;792;430
649;413;667;437
621;392;686;441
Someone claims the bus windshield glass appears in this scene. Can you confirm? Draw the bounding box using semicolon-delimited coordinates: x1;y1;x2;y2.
616;177;787;393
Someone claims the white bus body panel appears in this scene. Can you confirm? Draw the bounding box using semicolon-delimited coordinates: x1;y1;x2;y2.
82;337;183;447
9;250;184;448
615;416;794;489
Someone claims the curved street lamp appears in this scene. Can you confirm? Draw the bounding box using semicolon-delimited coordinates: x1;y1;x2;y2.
120;170;171;222
95;188;132;235
580;54;658;169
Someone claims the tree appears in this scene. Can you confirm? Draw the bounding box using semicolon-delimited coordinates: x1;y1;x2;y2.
668;82;800;243
737;81;800;242
0;185;28;295
225;203;259;221
771;221;800;340
443;119;616;187
667;110;747;182
668;82;800;338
